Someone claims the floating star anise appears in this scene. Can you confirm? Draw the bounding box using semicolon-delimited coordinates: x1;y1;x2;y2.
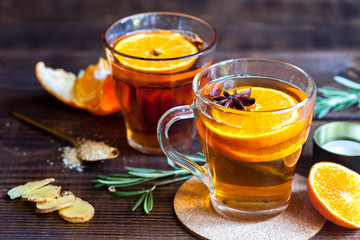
212;88;256;110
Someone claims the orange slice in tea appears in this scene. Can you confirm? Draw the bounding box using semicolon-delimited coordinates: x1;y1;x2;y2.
196;86;308;162
36;58;121;116
308;162;360;228
197;123;305;162
283;146;302;167
114;31;199;73
207;87;305;148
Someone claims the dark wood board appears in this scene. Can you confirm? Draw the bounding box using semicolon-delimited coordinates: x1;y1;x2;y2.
1;0;360;239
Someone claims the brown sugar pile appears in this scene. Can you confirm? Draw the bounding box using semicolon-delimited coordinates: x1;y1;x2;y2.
61;146;83;172
76;139;112;161
60;139;113;171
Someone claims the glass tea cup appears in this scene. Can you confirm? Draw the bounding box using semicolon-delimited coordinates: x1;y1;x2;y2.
102;12;217;154
157;58;316;220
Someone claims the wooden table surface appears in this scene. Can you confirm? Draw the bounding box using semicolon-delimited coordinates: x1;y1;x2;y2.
1;0;360;239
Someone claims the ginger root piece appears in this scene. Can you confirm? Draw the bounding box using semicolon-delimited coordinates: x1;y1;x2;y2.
7;178;55;199
21;185;61;203
36;191;76;213
59;198;95;223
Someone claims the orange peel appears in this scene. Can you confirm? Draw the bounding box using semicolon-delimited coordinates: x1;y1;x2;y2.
36;58;121;116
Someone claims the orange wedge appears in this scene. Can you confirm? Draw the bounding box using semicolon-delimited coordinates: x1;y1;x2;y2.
308;162;360;228
36;58;121;116
114;31;198;73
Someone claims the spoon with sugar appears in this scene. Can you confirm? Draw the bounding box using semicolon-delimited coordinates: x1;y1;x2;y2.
11;111;119;161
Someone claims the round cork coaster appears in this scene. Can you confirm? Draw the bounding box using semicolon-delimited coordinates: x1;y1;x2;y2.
174;174;326;240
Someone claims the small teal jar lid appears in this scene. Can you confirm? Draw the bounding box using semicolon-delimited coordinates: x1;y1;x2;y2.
313;121;360;173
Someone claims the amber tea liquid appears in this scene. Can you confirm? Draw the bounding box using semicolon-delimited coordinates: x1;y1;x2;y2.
196;76;312;220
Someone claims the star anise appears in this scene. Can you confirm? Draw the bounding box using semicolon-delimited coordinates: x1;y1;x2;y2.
212;88;256;110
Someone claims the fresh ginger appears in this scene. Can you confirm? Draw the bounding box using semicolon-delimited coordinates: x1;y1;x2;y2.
8;179;94;223
36;191;76;213
21;185;61;203
59;198;95;223
7;178;55;199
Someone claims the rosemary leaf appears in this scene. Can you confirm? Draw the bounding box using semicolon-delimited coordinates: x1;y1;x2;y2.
109;189;148;197
104;178;153;188
127;171;172;178
166;157;178;169
143;190;153;214
128;169;188;178
332;97;358;112
125;166;167;173
97;178;146;185
143;191;150;214
168;152;206;169
131;192;147;211
318;86;352;97
184;154;206;163
316;106;332;119
110;173;137;178
97;174;111;179
196;152;205;157
97;175;140;181
94;183;106;188
147;190;153;212
154;175;192;186
334;75;360;90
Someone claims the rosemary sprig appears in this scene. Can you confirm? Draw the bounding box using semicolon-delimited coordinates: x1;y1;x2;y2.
92;152;205;214
314;75;360;118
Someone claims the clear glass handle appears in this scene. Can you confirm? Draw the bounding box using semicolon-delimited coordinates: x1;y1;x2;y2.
157;104;210;190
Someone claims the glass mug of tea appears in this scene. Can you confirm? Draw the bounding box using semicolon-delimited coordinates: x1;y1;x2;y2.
102;12;217;154
157;58;316;220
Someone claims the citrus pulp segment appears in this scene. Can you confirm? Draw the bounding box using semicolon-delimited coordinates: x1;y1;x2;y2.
74;65;102;108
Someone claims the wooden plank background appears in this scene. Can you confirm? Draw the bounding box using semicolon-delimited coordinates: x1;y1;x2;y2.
1;0;360;239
